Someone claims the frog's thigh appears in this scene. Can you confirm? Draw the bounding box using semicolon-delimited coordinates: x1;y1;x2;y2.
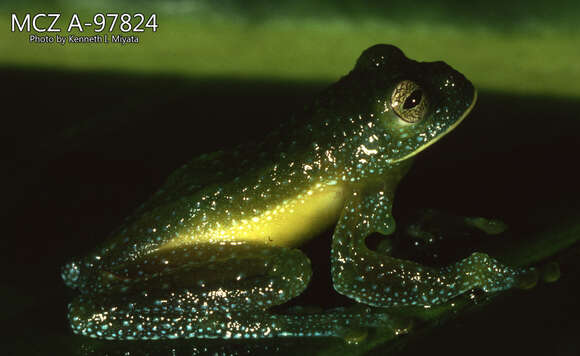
158;243;313;309
69;245;312;340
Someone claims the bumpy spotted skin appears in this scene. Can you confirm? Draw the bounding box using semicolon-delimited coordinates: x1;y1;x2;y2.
68;245;396;339
62;44;534;340
66;244;404;340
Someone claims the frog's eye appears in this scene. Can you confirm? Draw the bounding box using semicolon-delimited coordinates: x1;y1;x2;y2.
390;80;428;123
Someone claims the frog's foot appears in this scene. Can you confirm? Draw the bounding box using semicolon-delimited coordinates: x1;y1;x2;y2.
333;306;411;343
342;327;368;344
449;252;538;293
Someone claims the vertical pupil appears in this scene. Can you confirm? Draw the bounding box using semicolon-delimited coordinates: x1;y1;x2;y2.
403;90;423;109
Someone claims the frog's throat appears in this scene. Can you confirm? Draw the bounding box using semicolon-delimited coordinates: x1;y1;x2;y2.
391;89;477;163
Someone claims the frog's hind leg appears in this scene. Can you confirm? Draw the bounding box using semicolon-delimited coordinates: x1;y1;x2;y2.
67;243;310;339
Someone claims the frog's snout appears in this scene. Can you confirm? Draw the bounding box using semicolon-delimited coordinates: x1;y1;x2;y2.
61;260;82;289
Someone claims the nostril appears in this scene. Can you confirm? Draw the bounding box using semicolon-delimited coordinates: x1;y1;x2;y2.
61;261;81;289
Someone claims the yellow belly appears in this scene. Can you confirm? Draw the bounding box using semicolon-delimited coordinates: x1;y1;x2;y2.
160;183;346;250
232;184;346;247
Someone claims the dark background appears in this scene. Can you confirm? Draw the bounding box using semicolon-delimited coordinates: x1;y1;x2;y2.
3;66;580;356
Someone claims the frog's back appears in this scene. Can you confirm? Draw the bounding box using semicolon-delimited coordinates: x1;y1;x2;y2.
130;128;289;221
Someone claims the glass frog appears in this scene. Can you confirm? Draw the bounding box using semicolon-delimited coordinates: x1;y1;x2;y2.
62;44;535;340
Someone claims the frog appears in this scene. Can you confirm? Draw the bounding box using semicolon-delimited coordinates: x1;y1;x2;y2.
62;44;536;341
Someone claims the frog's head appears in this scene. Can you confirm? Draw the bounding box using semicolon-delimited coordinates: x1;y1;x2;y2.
354;44;476;164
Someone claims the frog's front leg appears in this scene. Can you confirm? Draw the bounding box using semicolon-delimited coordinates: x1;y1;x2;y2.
331;188;537;307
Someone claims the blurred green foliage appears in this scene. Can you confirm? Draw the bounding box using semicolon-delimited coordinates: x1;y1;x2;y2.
2;0;579;97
